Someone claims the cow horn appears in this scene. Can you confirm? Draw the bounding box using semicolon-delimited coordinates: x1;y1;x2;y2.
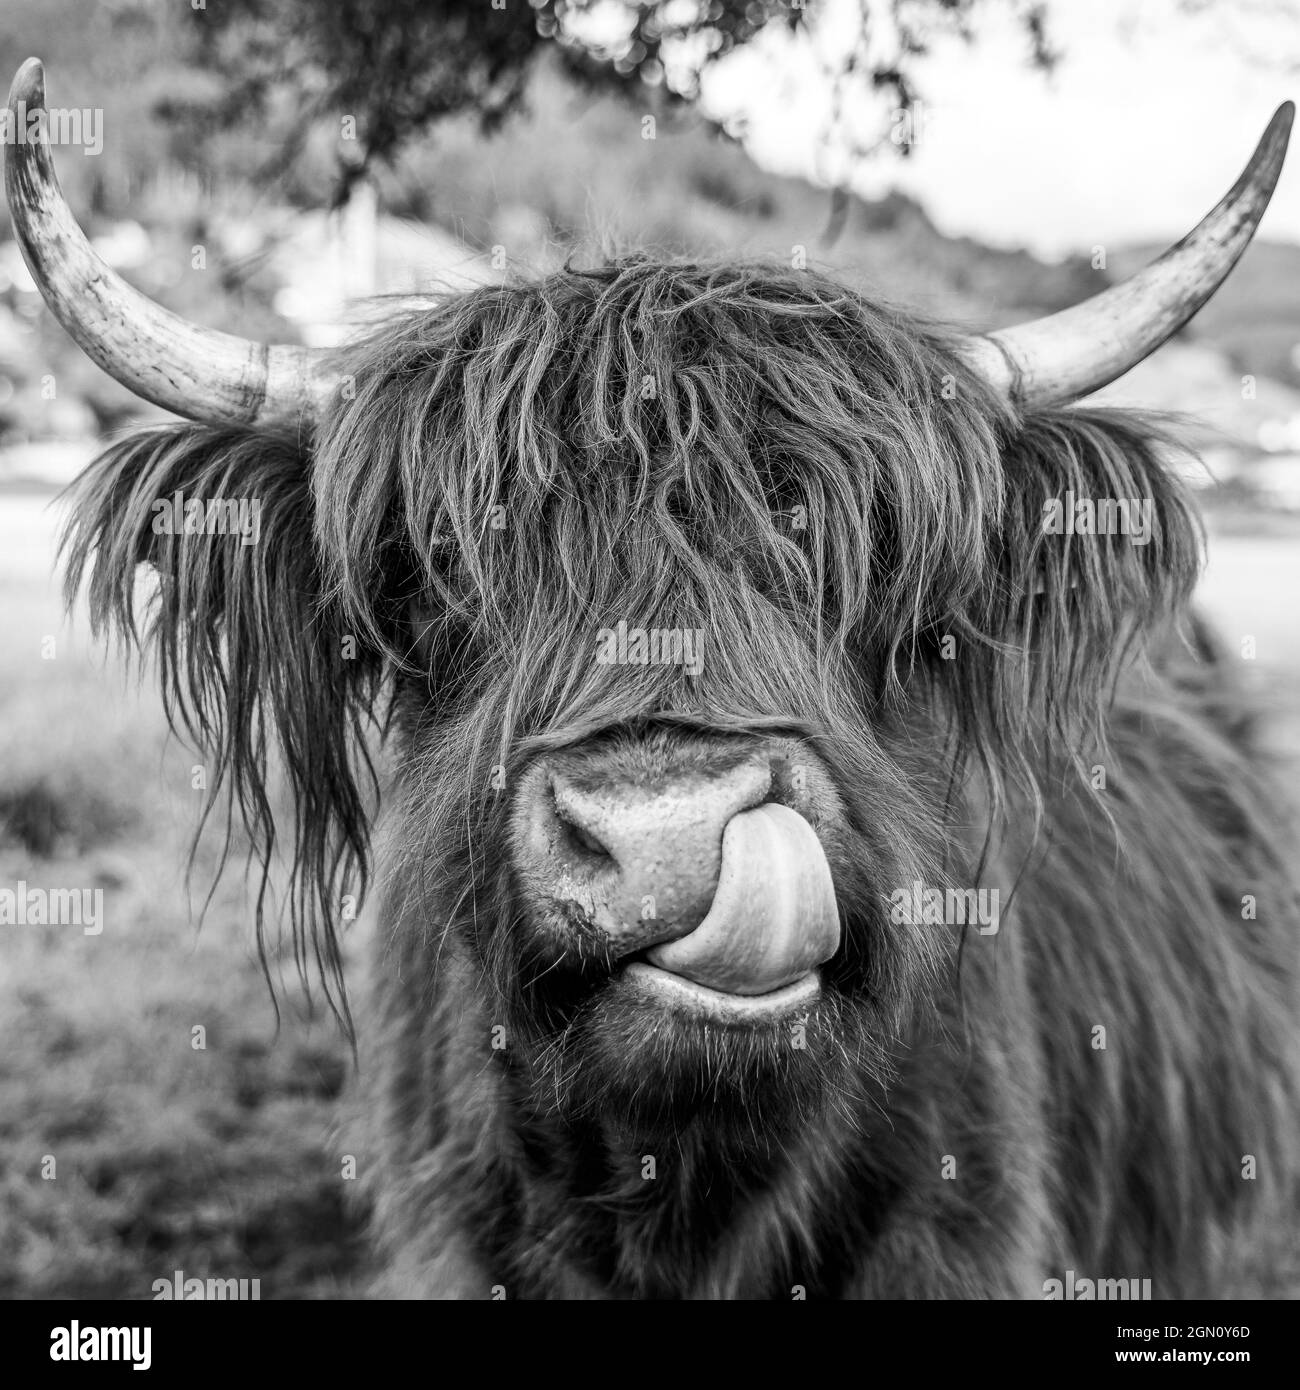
964;102;1293;407
4;58;334;429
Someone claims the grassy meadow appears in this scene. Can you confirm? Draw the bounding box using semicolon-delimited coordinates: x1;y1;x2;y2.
0;489;367;1300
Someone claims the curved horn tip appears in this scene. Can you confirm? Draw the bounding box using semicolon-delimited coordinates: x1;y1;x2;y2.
1258;100;1294;160
8;58;46;110
1253;100;1295;174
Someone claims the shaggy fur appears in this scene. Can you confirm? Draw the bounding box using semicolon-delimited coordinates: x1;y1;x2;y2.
63;258;1299;1298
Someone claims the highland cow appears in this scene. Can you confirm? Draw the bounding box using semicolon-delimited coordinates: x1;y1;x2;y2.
7;56;1299;1298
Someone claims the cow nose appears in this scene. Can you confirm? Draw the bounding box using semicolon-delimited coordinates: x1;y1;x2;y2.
543;760;772;955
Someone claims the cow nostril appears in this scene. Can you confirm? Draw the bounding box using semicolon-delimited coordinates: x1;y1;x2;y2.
555;809;614;863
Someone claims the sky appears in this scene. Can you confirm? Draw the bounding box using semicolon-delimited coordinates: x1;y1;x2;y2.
700;0;1300;258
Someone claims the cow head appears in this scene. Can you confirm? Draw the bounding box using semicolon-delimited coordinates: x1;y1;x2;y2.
6;58;1290;1142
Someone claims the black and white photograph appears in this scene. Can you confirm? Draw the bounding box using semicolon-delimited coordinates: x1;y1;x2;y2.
1;0;1298;1339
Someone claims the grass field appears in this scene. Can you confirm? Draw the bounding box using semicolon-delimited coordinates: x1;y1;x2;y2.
1;488;1298;1300
0;492;366;1300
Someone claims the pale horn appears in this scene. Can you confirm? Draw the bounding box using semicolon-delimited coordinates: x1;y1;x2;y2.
4;57;334;429
965;102;1293;407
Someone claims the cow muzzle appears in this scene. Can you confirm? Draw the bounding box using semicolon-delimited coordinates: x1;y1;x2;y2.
515;754;841;1015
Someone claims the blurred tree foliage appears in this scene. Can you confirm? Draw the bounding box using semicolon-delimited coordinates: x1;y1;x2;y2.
0;1;1056;215
175;0;1056;205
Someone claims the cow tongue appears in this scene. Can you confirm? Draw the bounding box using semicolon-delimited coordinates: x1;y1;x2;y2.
645;803;840;996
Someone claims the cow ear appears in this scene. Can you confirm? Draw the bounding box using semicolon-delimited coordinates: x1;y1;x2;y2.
61;423;382;1027
1000;407;1202;635
942;407;1206;776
